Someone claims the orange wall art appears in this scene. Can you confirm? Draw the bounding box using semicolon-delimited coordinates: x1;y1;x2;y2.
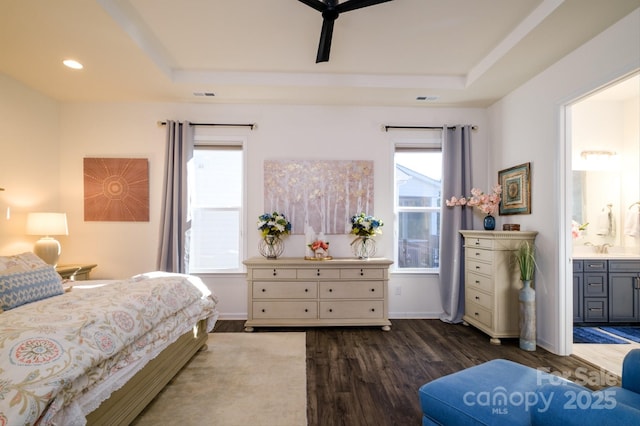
83;158;150;222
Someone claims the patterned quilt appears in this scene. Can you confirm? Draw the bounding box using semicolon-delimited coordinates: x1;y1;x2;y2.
0;273;217;426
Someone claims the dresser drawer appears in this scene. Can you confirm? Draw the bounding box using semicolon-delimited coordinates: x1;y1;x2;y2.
466;238;493;249
252;268;297;279
297;268;340;279
466;259;492;276
320;281;383;299
253;301;317;319
320;300;384;319
253;282;317;299
466;287;493;310
340;268;384;279
466;248;494;264
465;300;493;328
466;271;495;294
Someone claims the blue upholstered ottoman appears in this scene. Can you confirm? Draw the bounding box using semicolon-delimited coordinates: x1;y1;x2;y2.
418;359;563;426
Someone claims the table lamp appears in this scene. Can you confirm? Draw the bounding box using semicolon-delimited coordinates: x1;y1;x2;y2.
26;212;68;266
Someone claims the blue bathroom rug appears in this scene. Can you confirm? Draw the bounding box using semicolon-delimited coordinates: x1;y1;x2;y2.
599;326;640;343
573;327;629;344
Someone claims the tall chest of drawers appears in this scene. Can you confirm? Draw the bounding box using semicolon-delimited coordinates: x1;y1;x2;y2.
459;231;538;344
243;257;393;332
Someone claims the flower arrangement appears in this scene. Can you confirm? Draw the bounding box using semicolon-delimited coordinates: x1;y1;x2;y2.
309;240;329;252
572;220;589;239
257;212;291;237
350;212;383;237
445;185;502;216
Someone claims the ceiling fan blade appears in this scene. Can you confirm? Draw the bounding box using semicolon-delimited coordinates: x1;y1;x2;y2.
336;0;392;13
316;17;335;63
297;0;328;12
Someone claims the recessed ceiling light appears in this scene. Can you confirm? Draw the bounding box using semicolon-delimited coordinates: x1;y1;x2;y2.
63;59;83;70
193;92;215;97
416;95;439;101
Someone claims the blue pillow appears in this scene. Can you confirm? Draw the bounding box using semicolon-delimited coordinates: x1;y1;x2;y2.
0;265;64;310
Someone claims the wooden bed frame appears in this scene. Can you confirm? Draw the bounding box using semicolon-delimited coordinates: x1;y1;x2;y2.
85;318;209;425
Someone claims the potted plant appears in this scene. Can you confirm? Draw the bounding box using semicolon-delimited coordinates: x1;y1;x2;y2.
515;241;536;351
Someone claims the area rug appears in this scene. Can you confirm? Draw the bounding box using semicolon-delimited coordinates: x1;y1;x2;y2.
132;332;307;426
573;327;629;344
600;326;640;343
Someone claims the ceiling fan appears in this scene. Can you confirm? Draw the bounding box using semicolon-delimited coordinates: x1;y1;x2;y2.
298;0;393;63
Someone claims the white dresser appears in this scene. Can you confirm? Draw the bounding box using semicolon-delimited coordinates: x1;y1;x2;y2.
243;257;393;332
459;230;537;344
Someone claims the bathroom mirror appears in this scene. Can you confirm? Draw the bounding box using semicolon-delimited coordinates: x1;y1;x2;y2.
571;73;639;248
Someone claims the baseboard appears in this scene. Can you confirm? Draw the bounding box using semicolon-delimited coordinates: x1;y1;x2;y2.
389;311;442;319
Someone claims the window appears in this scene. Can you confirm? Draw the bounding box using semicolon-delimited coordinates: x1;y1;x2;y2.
188;143;244;273
394;146;442;272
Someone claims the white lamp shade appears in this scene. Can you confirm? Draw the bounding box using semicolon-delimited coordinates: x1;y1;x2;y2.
26;212;68;266
26;212;68;236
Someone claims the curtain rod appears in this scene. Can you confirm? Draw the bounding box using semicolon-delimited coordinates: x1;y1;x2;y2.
383;125;477;132
158;121;256;130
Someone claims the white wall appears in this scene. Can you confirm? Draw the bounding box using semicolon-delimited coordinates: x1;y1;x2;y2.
54;102;488;318
0;74;61;256
488;8;640;354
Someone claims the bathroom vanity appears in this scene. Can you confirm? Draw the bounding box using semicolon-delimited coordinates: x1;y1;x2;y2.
573;254;640;324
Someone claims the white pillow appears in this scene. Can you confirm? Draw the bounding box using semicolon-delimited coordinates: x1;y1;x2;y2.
0;252;49;272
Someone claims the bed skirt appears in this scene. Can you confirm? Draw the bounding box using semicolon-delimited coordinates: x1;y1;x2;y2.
85;318;209;425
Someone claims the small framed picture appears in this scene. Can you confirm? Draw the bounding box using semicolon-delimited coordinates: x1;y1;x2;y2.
498;162;531;215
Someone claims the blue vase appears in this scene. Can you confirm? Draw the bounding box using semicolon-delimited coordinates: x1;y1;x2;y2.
483;214;496;230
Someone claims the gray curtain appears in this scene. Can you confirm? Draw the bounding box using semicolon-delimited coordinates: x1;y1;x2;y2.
439;125;474;323
157;121;193;273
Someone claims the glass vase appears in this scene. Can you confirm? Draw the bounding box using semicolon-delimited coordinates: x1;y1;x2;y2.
483;214;496;231
258;235;284;259
351;236;376;259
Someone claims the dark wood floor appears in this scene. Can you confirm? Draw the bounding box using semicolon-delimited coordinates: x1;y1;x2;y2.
212;319;615;426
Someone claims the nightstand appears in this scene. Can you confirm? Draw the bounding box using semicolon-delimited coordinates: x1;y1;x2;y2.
56;264;98;281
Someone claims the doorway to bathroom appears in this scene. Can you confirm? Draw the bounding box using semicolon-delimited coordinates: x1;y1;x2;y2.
567;72;640;375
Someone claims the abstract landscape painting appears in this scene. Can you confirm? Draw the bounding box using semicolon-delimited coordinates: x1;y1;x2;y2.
264;160;374;234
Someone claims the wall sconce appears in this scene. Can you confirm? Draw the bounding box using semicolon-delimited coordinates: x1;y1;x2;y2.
26;212;69;266
580;150;618;160
574;150;620;171
0;187;8;219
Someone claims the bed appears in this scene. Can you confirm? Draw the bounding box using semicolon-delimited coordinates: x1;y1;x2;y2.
0;252;219;426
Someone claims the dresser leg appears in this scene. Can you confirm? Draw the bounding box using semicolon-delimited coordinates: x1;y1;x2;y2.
382;325;391;331
490;337;501;345
244;326;254;332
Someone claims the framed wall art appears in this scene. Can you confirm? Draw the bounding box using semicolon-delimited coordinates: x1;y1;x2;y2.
498;162;531;215
264;159;374;234
84;157;150;221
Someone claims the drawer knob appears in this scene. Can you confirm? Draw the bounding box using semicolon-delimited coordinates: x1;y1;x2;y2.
475;280;480;284
329;288;333;292
475;296;480;300
475;266;480;269
261;288;266;292
370;308;375;312
475;252;481;256
305;308;309;312
370;288;375;292
305;288;309;292
329;308;333;312
272;269;277;276
360;269;364;276
261;309;266;313
474;312;479;316
317;269;321;276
